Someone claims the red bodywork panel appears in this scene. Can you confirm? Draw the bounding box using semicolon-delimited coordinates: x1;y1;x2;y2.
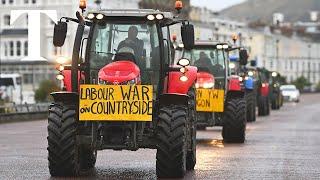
167;66;198;95
62;70;84;92
98;61;141;84
228;76;242;91
260;83;269;97
196;72;215;88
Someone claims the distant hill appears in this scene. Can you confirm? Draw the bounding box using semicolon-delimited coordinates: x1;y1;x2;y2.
220;0;320;23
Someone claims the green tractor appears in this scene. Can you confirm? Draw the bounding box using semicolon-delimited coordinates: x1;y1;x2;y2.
269;71;283;110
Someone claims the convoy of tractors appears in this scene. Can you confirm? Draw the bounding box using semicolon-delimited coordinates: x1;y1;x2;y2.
47;0;286;178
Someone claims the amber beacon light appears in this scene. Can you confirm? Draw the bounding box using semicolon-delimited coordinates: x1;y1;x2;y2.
79;0;87;11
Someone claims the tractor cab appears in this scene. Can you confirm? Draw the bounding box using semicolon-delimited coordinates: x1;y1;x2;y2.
48;1;198;178
178;41;230;90
176;40;247;143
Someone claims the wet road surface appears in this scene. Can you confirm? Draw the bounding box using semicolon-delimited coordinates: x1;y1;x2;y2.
0;94;320;179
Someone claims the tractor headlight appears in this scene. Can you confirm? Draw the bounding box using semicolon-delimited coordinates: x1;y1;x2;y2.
245;76;249;80
195;83;199;88
222;44;229;49
239;77;243;82
178;58;190;66
56;74;64;81
57;65;64;71
147;14;155;21
56;56;68;64
126;79;136;85
248;71;254;76
87;13;95;19
203;82;214;89
180;75;188;82
96;13;104;20
156;14;164;20
272;72;278;77
229;63;236;69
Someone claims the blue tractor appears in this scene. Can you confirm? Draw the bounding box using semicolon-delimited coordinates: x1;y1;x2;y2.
228;52;256;122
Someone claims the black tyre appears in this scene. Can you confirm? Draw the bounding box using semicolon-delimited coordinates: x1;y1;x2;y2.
156;105;188;178
271;94;280;110
246;91;256;122
266;97;270;115
47;103;96;176
222;97;246;143
186;90;196;170
258;96;268;116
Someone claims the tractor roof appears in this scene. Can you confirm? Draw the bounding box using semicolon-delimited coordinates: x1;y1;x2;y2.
89;9;174;19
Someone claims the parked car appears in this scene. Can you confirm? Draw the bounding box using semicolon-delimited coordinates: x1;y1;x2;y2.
280;85;300;102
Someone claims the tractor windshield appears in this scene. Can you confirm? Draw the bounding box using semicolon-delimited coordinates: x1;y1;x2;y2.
191;48;226;78
89;22;161;85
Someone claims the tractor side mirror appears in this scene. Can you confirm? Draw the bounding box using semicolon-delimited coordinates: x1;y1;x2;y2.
53;21;67;47
181;24;194;50
239;49;248;65
250;60;257;67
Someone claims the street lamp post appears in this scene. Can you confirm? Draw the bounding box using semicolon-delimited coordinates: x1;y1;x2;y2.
276;39;280;72
308;44;311;83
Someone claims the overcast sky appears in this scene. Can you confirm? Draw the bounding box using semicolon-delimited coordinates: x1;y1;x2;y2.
190;0;246;11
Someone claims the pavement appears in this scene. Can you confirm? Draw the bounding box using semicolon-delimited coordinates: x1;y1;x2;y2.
0;94;320;179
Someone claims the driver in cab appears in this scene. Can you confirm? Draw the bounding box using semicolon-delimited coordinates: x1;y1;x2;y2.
194;51;213;69
117;26;144;61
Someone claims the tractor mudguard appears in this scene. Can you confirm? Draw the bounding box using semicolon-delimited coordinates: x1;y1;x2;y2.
159;93;188;106
260;83;269;97
227;91;245;99
228;76;241;91
244;77;254;90
62;70;84;92
50;92;78;104
167;66;197;95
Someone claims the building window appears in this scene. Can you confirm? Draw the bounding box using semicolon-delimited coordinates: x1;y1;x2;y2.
24;0;28;3
9;41;14;56
24;41;28;56
23;74;33;84
290;61;293;70
1;0;5;5
32;0;35;4
17;41;21;56
4;43;8;56
4;15;10;26
9;0;12;4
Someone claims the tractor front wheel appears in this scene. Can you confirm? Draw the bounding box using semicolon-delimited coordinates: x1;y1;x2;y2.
222;97;246;143
186;90;196;170
156;105;188;178
246;91;256;122
47;103;96;176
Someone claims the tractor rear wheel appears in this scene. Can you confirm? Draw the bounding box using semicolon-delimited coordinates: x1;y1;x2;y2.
258;96;268;116
222;97;246;143
271;94;279;110
47;103;96;176
186;90;196;170
156;105;188;178
246;91;256;122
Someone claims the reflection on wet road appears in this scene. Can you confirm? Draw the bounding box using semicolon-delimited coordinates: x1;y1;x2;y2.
1;94;320;179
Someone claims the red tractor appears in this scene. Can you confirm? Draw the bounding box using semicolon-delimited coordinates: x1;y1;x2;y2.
48;1;198;178
177;41;248;143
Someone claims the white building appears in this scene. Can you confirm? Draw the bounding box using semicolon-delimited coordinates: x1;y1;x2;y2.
88;0;140;9
186;6;320;89
0;0;79;99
